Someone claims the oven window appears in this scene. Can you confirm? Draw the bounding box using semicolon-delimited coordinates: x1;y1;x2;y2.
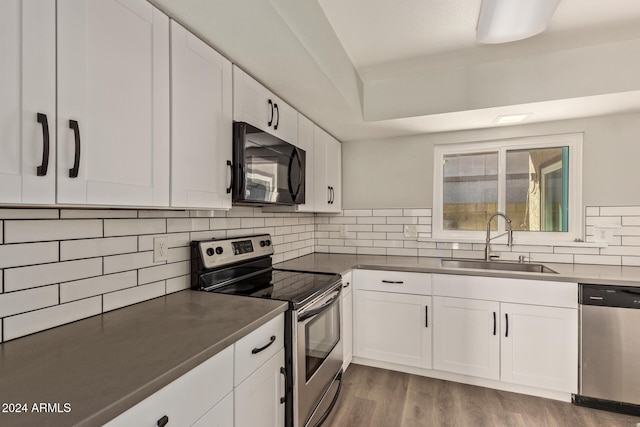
305;300;340;382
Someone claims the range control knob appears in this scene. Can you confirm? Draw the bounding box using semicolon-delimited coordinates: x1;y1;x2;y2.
206;248;215;257
215;246;223;255
260;240;266;247
265;239;271;246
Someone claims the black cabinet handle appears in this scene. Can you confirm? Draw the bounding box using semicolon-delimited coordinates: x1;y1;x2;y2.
327;186;331;203
68;120;81;178
226;160;233;194
381;280;403;284
330;187;335;204
274;103;279;130
267;99;274;127
36;113;50;176
280;366;288;404
493;312;497;336
343;282;350;289
425;306;428;328
505;313;509;338
157;415;169;427
251;335;276;354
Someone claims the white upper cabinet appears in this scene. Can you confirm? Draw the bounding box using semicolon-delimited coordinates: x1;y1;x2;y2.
294;114;315;211
313;126;342;212
232;66;298;145
170;20;232;209
0;0;56;204
57;0;170;206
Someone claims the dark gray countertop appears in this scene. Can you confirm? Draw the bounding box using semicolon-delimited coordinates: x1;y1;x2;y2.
0;290;287;427
275;253;640;287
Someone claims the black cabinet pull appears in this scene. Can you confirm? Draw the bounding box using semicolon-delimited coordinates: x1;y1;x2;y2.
267;99;274;127
68;120;81;178
157;415;169;427
425;306;428;328
280;366;287;404
493;312;497;336
226;160;233;194
505;313;509;338
251;335;276;354
381;280;403;284
36;113;50;176
343;282;350;289
331;187;335;204
327;186;331;204
274;103;279;130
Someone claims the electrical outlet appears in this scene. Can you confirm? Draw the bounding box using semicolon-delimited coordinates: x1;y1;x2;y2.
404;225;417;238
339;225;348;238
154;236;169;262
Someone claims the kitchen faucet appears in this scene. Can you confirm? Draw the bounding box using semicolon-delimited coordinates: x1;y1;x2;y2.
485;212;513;261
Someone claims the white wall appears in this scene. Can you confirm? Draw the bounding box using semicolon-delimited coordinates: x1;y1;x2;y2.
343;112;640;209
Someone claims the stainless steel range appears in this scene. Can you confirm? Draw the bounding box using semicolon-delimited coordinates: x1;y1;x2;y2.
191;234;343;427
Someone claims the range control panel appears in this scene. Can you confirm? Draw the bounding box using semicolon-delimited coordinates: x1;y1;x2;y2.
196;234;273;269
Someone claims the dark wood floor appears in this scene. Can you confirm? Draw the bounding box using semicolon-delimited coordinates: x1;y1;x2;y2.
326;364;640;427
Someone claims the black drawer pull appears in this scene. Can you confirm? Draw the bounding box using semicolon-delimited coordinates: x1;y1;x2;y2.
425;306;428;328
36;113;50;176
251;335;276;354
381;280;403;284
68;119;81;178
157;415;169;426
505;313;509;338
493;312;497;336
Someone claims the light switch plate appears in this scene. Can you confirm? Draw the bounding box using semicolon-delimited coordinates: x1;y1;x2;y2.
339;225;348;238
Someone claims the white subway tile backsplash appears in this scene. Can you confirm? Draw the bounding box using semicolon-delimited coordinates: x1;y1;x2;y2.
529;253;574;264
0;220;3;243
138;233;190;251
622;256;640;266
190;230;226;241
387;248;418;257
374;240;404;248
166;275;190;293
139;210;189;218
403;209;431;217
554;246;600;255
4;297;101;341
329;246;356;254
5;219;102;243
0;242;58;268
61;237;137;261
586;216;622;227
622;216;640;226
372;209;403;217
0;285;58;318
104;219;166;237
600;246;640;256
585;206;600;217
0;208;58;219
357;247;387;255
600;206;640;216
167;218;209;233
103;281;165;312
167;247;191;263
104;251;159;275
356;216;387;225
5;258;102;292
241;217;266;228
574;254;621;265
60;209;136;219
343;209;372;217
60;271;137;303
622;236;640;246
138;261;190;285
387;216;417;225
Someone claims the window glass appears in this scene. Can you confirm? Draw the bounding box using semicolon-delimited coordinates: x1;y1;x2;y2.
505;147;568;232
443;152;498;231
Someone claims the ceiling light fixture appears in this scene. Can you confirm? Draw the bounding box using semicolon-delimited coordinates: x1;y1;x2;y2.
476;0;561;44
494;113;532;125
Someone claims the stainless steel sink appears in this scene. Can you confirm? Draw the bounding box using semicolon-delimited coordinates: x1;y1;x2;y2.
441;259;558;274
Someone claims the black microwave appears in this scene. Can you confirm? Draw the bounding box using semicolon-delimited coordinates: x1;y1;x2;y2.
232;122;305;205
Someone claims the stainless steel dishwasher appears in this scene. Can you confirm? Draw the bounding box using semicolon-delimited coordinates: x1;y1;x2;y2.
575;284;640;416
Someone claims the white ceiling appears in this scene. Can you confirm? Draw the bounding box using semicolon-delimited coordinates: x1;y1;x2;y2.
150;0;640;142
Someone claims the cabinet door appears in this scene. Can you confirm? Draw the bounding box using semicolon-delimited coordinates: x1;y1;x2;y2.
170;20;232;209
433;296;500;380
232;66;297;145
341;272;353;371
500;303;578;392
312;126;330;211
0;0;56;204
235;348;285;427
326;134;342;212
192;392;233;427
57;0;170;206
355;290;431;368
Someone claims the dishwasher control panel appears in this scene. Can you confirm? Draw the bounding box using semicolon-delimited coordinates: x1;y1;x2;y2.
580;284;640;309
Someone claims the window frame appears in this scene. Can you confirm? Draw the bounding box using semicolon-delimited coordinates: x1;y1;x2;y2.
432;133;583;244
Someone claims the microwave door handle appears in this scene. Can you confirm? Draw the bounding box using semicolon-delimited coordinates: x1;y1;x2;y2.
287;148;303;200
298;289;341;322
226;160;233;194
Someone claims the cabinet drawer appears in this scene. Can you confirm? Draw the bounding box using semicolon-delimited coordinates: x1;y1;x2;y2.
104;344;233;427
355;269;431;295
235;313;284;386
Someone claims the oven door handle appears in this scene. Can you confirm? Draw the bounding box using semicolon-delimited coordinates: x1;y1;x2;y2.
312;369;343;427
298;289;341;322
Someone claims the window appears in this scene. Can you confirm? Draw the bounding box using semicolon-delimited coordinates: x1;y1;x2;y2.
433;133;582;243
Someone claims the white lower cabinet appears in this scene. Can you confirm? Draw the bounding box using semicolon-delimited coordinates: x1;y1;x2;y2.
106;314;285;426
432;296;500;380
355;290;432;369
341;271;353;371
104;345;234;427
234;348;285;427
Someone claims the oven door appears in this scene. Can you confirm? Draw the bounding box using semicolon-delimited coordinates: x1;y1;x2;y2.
295;284;343;427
